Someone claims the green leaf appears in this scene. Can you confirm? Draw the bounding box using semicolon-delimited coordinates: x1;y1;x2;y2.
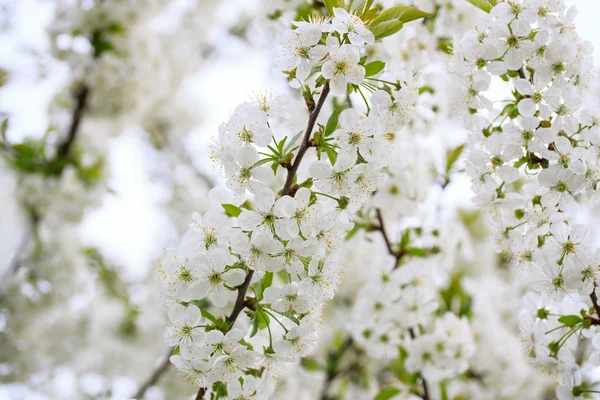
0;118;7;142
325;111;340;137
284;131;303;153
374;387;401;400
200;309;218;324
324;145;338;166
445;144;465;174
371;20;404;40
558;315;582;327
172;345;180;356
301;358;324;371
406;248;428;257
250;316;260;338
222;203;243;217
364;61;386;77
466;0;495;13
323;0;345;15
348;0;366;14
400;229;410;250
372;5;431;26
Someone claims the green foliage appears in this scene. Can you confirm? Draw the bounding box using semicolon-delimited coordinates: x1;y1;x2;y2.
389;347;419;385
364;61;386;77
445;144;465;174
323;0;345;16
222;203;243;217
301;358;325;371
370;20;404;40
439;273;473;317
372;5;432;25
558;315;582;327
466;0;498;13
374;388;402;400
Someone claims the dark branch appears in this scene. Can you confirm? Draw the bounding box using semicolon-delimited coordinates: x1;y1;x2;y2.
282;83;330;196
375;208;395;256
591;285;600;318
132;347;174;399
57;84;89;159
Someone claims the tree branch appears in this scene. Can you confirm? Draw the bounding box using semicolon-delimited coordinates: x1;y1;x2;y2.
591;284;600;318
57;84;90;159
195;83;331;399
282;83;330;196
132;346;174;399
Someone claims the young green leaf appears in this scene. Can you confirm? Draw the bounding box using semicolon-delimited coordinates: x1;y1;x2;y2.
370;20;404;40
222;203;243;217
466;0;495;13
374;388;401;400
445;143;465;174
558;315;582;327
371;5;431;26
323;0;345;16
364;61;386;77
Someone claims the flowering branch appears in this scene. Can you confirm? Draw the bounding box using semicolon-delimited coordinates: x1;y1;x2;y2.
282;82;330;196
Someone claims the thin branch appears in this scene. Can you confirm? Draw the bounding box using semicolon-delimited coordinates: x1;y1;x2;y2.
375;208;395;256
3;84;89;284
282;83;330;196
195;82;331;399
195;388;206;400
591;284;600;318
57;84;90;159
228;270;255;324
132;346;174;399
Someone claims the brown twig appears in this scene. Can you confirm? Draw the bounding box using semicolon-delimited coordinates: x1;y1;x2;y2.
57;84;89;159
591;284;600;318
132;347;174;399
282;83;330;196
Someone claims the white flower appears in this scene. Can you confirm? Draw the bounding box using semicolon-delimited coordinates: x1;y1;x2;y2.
164;304;204;358
514;77;553;119
231;231;284;272
276;25;327;81
209;346;258;383
299;255;340;300
170;352;212;387
309;153;355;196
238;188;291;239
264;282;317;315
181;208;232;254
321;38;365;95
331;8;374;46
190;248;246;307
224;147;275;194
492;19;534;71
275;187;321;238
203;328;245;356
273;322;319;360
225;102;272;148
333;108;381;162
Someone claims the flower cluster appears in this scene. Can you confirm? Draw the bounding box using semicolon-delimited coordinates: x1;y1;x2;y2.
452;0;600;395
158;5;431;397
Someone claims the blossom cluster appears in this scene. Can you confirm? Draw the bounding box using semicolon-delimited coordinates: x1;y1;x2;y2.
158;6;429;397
452;0;600;395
